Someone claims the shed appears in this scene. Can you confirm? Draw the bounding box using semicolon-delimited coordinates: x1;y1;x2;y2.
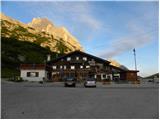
20;64;47;81
120;70;139;81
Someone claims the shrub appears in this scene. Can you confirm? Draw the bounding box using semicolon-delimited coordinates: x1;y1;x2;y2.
8;76;24;82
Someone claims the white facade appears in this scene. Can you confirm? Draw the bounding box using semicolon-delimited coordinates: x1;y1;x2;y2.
20;69;47;81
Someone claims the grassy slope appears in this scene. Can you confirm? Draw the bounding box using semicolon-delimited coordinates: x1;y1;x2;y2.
144;73;159;79
1;37;59;78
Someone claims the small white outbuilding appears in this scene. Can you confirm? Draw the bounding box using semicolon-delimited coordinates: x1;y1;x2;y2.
20;64;47;81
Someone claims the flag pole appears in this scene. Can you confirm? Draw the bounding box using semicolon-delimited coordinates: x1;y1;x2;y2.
133;48;137;71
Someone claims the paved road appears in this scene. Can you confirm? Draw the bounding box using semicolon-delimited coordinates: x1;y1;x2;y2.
1;81;159;119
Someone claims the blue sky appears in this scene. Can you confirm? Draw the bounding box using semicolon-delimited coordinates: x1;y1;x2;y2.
1;1;159;77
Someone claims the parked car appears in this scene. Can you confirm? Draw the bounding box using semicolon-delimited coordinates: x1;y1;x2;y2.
84;77;96;87
64;77;76;87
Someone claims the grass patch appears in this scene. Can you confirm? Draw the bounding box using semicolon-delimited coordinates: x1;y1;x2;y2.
1;68;20;78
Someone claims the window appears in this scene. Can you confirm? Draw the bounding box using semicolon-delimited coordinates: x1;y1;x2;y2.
86;65;90;68
60;65;63;69
107;75;111;80
83;57;87;61
27;72;30;77
80;65;83;69
53;66;56;70
103;74;106;79
94;75;97;79
71;65;75;70
76;57;79;60
27;72;39;77
67;57;71;61
101;74;105;80
64;65;66;70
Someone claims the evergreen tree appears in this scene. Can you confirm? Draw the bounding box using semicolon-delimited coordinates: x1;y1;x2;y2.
54;38;69;55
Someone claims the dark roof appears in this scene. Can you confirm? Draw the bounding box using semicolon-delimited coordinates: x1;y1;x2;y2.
110;65;126;72
110;65;139;72
120;70;139;73
20;64;46;70
47;50;110;64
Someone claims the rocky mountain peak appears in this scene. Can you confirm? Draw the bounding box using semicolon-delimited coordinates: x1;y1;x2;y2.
28;17;54;32
1;13;83;53
0;12;27;28
27;16;82;50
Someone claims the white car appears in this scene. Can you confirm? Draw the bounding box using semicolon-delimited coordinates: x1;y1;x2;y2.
84;77;96;87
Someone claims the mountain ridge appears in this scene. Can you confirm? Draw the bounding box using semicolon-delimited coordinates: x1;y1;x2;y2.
1;13;83;53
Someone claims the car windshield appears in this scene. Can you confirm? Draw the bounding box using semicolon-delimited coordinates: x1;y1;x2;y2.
67;77;74;80
87;78;95;81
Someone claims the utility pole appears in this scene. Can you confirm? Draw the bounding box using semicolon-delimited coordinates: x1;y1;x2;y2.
133;48;137;70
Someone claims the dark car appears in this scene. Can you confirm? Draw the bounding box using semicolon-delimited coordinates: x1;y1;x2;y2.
64;77;76;87
148;79;154;82
84;77;96;87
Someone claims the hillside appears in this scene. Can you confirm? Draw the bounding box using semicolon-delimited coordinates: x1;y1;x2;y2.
1;37;59;78
1;13;83;53
144;73;159;79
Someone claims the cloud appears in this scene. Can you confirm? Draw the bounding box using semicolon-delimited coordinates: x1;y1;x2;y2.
49;2;102;31
78;14;102;30
98;22;157;58
96;2;158;59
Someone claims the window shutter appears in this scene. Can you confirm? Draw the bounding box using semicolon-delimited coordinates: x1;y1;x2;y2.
36;72;39;77
27;72;30;77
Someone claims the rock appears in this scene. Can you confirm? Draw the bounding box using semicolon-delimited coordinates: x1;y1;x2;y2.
28;17;83;51
1;13;83;53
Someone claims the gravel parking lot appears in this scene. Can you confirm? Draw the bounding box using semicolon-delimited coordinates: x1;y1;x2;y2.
1;81;159;119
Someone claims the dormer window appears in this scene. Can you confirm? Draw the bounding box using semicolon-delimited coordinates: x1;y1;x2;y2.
53;66;56;70
67;57;71;61
83;57;87;61
76;57;79;60
86;65;90;68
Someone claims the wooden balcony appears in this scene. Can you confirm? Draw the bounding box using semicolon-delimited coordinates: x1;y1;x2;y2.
69;60;84;64
51;68;111;74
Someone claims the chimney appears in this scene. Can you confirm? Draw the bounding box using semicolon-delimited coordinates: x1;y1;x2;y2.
47;54;51;61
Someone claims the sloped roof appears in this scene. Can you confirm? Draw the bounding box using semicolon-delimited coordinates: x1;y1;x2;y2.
110;65;126;72
47;50;110;65
20;64;46;70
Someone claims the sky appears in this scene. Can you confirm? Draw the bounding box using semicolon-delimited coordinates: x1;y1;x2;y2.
1;1;159;77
